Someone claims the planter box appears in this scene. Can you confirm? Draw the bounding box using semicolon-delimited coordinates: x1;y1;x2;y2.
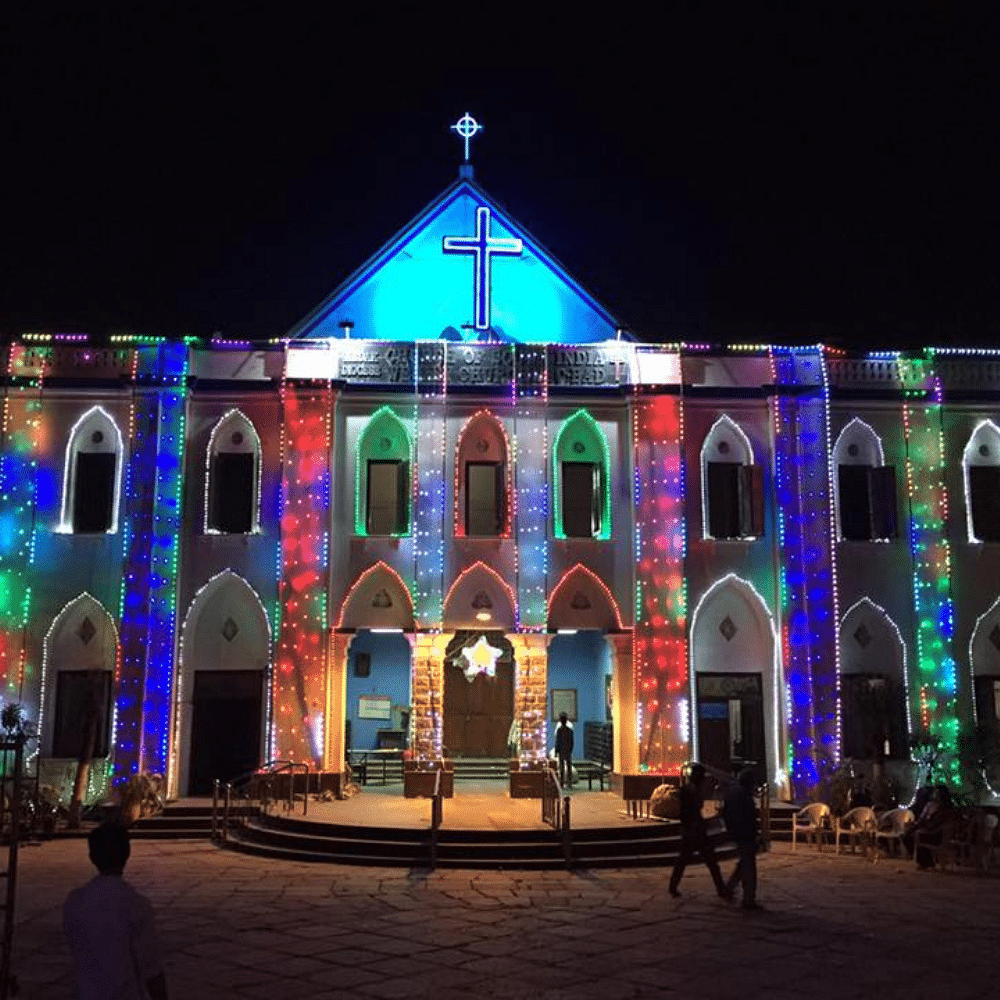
403;760;454;799
509;760;555;799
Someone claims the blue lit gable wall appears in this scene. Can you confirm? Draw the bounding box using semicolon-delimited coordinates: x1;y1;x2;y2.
289;181;619;345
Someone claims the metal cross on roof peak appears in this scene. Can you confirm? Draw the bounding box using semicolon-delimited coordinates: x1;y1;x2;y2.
450;112;482;162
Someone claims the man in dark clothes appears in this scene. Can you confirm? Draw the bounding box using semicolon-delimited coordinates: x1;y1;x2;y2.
668;762;731;900
724;768;762;910
554;712;574;787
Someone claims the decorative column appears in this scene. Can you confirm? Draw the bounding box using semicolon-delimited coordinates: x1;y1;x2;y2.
410;632;446;761
510;632;549;761
632;391;688;774
772;346;839;797
899;354;960;778
606;633;637;774
0;343;46;703
514;345;548;630
274;374;332;767
325;631;351;778
117;342;189;780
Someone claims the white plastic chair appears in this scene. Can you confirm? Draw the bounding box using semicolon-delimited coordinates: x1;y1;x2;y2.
874;807;914;858
835;806;878;855
792;802;831;852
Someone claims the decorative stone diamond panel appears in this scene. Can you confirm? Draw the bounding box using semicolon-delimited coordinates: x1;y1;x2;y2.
77;617;96;646
990;623;1000;653
719;616;737;642
854;623;872;649
221;617;239;643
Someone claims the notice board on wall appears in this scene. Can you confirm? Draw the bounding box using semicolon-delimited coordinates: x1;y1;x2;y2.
358;695;392;720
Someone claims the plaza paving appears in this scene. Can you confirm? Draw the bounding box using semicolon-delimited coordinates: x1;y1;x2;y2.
11;836;998;1000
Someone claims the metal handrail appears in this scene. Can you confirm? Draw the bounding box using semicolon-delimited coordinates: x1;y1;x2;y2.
0;737;25;1000
429;769;443;870
212;759;310;842
541;765;572;866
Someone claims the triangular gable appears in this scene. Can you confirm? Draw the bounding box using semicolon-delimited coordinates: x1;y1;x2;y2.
288;178;620;345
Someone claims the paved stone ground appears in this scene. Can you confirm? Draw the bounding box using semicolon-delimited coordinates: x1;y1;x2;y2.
10;838;998;999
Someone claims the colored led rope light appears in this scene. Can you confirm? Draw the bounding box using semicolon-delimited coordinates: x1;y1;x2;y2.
899;353;959;779
203;410;262;534
139;342;188;775
633;390;687;773
552;409;611;540
513;346;548;633
354;406;412;537
770;347;840;794
0;343;47;703
452;409;513;539
275;370;332;766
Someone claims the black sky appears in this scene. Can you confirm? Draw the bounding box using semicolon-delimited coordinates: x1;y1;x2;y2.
2;5;997;348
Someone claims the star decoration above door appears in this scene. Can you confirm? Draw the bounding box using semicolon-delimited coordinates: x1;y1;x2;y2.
461;635;502;682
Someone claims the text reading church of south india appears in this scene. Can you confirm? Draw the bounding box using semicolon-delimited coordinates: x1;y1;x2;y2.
3;115;999;808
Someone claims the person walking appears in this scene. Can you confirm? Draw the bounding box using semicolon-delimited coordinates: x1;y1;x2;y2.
64;822;168;1000
724;768;762;910
668;762;731;900
554;712;574;788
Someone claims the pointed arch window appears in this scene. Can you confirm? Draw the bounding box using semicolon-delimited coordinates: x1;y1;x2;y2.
454;411;511;538
356;407;411;536
964;421;1000;542
553;410;611;540
206;411;261;534
700;417;764;540
61;406;123;534
833;419;897;541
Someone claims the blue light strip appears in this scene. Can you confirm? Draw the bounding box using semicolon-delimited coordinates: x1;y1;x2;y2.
139;342;188;774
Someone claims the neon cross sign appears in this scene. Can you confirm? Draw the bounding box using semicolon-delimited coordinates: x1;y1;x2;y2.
443;206;523;331
450;112;482;162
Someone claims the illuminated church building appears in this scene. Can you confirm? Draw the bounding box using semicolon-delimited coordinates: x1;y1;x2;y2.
4;146;1000;806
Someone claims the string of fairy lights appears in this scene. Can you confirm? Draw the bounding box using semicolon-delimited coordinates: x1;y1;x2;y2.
3;334;999;793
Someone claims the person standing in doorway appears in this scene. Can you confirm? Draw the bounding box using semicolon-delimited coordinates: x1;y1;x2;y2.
554;712;574;788
64;822;168;1000
724;768;762;910
668;762;731;900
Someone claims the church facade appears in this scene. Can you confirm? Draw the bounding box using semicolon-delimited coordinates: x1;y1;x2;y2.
3;170;999;806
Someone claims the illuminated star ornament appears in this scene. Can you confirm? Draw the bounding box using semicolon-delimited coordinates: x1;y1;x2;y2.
450;112;482;162
461;635;502;682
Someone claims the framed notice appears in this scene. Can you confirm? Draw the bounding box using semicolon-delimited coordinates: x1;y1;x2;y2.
358;694;392;721
551;689;577;722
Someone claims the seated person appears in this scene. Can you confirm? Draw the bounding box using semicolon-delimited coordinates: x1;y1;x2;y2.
903;785;956;869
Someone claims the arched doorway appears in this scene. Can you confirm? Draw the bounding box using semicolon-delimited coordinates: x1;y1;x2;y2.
443;631;514;758
690;574;781;784
40;593;119;804
969;596;1000;792
177;571;271;795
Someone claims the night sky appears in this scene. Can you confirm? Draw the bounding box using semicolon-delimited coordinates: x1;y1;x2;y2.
3;6;997;348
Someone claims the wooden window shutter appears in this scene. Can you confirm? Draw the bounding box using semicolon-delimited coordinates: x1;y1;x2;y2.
707;462;740;539
969;466;1000;541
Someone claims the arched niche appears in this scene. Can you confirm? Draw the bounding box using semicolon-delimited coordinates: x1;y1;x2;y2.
689;574;782;787
969;595;1000;792
699;416;761;540
60;405;124;533
838;599;910;759
832;419;896;541
205;409;262;534
963;420;1000;542
552;409;610;540
40;593;119;766
547;564;623;632
337;561;416;631
454;410;511;537
443;561;517;632
355;406;412;536
176;571;271;796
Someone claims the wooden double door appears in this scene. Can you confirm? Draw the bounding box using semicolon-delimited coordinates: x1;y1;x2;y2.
443;633;514;758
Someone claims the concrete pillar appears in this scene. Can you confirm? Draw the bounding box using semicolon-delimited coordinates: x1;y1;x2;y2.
325;631;351;773
510;632;550;761
606;633;637;774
